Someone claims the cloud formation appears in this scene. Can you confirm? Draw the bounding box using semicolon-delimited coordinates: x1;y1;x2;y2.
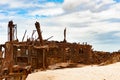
63;0;115;12
0;0;120;52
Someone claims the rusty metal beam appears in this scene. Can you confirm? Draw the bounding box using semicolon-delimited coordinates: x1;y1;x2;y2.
35;22;43;46
8;21;16;42
45;36;53;41
22;30;27;42
31;30;36;41
63;28;67;42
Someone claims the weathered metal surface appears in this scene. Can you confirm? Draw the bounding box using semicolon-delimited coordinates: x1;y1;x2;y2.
8;21;17;42
1;21;120;80
63;28;67;42
35;21;43;46
22;30;27;42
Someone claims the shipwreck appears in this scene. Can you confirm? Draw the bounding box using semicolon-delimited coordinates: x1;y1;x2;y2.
0;21;120;80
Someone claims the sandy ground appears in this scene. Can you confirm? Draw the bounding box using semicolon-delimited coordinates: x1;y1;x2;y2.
26;62;120;80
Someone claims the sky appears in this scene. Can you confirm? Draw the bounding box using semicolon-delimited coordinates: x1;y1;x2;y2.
0;0;120;52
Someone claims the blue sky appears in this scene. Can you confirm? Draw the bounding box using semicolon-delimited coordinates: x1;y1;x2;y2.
0;0;120;52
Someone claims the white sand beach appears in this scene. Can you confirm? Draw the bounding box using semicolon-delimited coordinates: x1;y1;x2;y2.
26;62;120;80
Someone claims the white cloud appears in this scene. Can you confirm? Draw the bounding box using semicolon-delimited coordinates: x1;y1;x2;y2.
30;7;64;16
0;0;48;9
37;0;120;52
0;0;37;8
43;2;58;7
0;0;64;17
62;0;115;12
0;0;10;4
114;32;120;37
0;0;120;52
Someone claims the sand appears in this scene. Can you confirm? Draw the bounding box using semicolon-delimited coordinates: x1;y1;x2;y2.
26;62;120;80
